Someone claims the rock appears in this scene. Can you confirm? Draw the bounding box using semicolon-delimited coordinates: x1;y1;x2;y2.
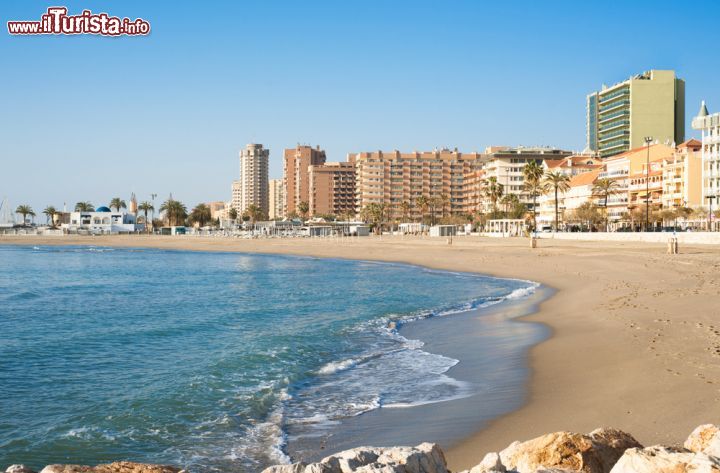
498;428;641;473
374;443;447;473
321;447;381;472
261;464;307;473
39;464;180;473
609;445;720;472
685;424;720;457
468;452;505;473
5;466;37;473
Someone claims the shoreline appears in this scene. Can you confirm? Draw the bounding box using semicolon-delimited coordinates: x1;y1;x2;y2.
2;234;720;471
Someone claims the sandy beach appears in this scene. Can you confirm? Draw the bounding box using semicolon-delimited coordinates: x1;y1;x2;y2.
2;234;719;471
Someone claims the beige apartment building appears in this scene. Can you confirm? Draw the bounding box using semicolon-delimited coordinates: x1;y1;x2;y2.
587;70;685;158
661;139;703;209
354;148;484;221
283;145;326;216
231;180;242;212
309;161;356;218
238;144;270;216
268;178;285;220
473;146;573;214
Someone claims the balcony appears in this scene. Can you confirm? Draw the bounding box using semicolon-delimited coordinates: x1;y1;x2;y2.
599;109;630;124
598;88;630;103
598;129;630;143
599;100;631;115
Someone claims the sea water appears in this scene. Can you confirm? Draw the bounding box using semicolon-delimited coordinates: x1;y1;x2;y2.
0;245;539;472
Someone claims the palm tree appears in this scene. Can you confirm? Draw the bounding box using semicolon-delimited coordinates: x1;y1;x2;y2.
109;197;127;212
245;204;265;225
439;193;449;219
592;178;621;232
399;201;412;222
43;206;58;228
189;203;212;228
543;171;571;231
523;161;545;231
415;196;429;224
362;203;386;234
228;208;238;221
15;205;35;226
297;201;310;221
159;198;187;227
482;177;504;216
138;201;154;233
74;201;95;212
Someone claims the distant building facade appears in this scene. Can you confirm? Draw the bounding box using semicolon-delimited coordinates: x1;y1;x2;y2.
692;101;720;206
309;160;356;217
64;206;141;233
283;145;326;216
661;139;703;209
238;143;270;215
587;70;685;158
269;178;285;219
354;148;484;221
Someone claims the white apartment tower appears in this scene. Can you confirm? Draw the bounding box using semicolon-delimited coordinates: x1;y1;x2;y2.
238;143;270;216
692;101;720;207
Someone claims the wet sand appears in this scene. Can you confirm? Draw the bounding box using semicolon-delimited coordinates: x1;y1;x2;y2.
3;234;720;471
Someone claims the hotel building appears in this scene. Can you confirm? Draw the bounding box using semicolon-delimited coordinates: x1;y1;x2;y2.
283;145;326;216
692;101;720;207
475;146;573;213
600;143;674;223
238;144;270;215
309;161;357;218
354;148;484;221
661;139;703;209
586;70;685;158
268;178;285;220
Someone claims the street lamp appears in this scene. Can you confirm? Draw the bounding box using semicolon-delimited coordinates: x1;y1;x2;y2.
644;136;653;231
709;195;717;232
151;193;157;233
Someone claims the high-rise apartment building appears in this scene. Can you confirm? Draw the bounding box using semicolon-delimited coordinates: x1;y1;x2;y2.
309;161;356;218
238;143;270;216
231;180;242;211
283;145;326;216
692;101;720;207
586;70;685;158
268;178;285;220
354;148;484;221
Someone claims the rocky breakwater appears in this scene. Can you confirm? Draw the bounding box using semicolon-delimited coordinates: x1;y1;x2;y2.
261;423;720;473
4;463;180;473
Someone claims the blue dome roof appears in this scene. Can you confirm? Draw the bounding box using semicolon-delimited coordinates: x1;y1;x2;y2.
96;206;111;212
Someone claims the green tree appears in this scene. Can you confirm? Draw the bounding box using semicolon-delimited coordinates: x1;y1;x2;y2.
245;204;265;225
109;197;127;212
159;198;187;226
138;201;154;233
362;202;387;234
74;201;95;212
15;205;35;226
399;201;412;222
482;177;504;215
297;201;310;220
415;196;429;224
188;203;212;227
592;178;621;232
43;206;58;228
543;171;571;231
228;208;238;221
523;161;544;231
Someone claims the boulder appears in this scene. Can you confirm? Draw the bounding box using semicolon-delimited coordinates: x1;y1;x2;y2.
609;445;720;473
261;464;307;473
40;464;180;473
5;466;37;473
321;447;382;472
685;424;720;457
498;428;641;473
468;452;505;473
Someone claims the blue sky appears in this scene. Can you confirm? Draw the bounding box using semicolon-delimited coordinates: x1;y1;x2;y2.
2;0;719;213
